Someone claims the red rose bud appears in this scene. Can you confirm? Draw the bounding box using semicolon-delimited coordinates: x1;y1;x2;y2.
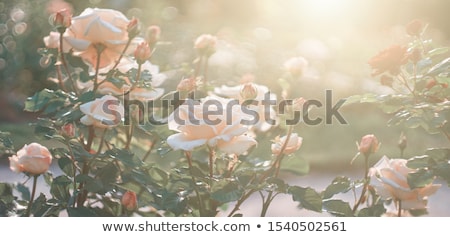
127;17;140;38
121;191;138;211
406;19;424;36
177;77;197;92
409;48;422;64
134;42;151;64
53;8;71;29
146;25;161;46
240;83;258;101
62;123;75;137
358;134;379;157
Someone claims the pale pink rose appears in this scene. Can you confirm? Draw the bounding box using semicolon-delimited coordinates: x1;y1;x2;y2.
177;77;197;92
214;83;277;132
9;143;52;175
167;96;257;155
369;156;441;210
194;34;217;56
283;56;308;77
271;133;303;155
134;41;152;63
53;8;72;28
63;8;130;69
240;83;258;101
121;191;138;211
80;95;124;128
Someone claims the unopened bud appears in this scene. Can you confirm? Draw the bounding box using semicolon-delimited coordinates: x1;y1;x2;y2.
406;19;424;37
134;42;151;64
146;25;161;46
240;83;258;101
121;191;138;211
61;123;75;137
194;34;217;56
409;48;422;64
358;134;379;157
53;8;71;30
127;17;140;39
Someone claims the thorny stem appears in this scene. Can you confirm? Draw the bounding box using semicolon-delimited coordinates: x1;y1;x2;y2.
110;38;132;72
25;175;38;217
352;154;370;214
92;45;104;93
77;126;95;207
185;151;205;216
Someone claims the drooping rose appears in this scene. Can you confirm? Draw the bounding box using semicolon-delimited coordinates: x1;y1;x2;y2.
121;191;138;211
214;83;277;132
369;156;440;209
283;56;308;77
271;133;303;155
63;8;130;69
9;143;52;175
80;95;124;128
167;96;257;155
368;45;408;76
358;134;379;157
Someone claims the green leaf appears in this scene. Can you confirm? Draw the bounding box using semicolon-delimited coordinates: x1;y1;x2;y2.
211;182;243;203
50;175;72;201
148;167;169;186
433;163;450;186
288;186;322;212
24;89;55;112
16;183;30;201
30;193;48;217
280;156;309;176
0;183;14;203
407;169;434;189
266;177;288;193
76;174;103;193
426;47;449;57
58;156;75;177
357;202;386;217
160;191;187;216
67;207;98;217
426;57;450;76
407;155;431;169
409;208;428;216
425;148;450;162
322;176;351;199
323;200;353;217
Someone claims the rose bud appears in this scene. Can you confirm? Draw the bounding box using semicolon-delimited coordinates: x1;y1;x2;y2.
53;8;71;30
358;134;379;157
409;48;422;64
426;78;437;90
146;25;161;46
121;191;138;211
9;143;53;175
61;123;75;137
127;17;140;39
177;77;197;92
240;83;258;101
194;34;217;56
134;42;152;64
406;19;424;37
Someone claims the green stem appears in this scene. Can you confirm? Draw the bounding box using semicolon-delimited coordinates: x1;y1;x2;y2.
185;151;205;216
92;45;104;93
208;146;215;189
142;139;157;162
25;175;38;217
352;154;370;213
58;31;78;95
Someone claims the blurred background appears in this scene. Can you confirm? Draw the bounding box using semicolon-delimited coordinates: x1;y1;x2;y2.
0;0;449;215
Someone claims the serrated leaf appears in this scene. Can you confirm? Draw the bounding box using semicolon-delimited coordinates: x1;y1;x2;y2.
50;175;72;201
323;200;353;217
58;156;75;177
288;186;322;212
24;89;55;112
16;183;30;201
357;202;386;217
425;148;450;162
322;176;351;199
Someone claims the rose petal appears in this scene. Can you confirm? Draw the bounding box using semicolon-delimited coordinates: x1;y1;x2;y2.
167;133;207;151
